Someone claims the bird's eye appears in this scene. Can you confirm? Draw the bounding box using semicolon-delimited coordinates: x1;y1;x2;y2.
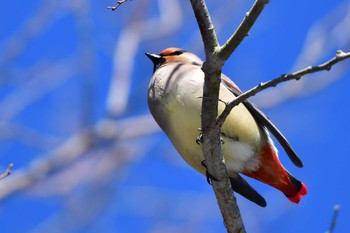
170;50;185;56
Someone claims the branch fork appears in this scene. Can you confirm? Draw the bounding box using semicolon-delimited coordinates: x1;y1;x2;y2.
189;1;350;233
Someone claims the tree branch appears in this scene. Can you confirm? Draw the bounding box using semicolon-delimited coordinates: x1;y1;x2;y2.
191;1;350;233
190;0;219;56
218;0;269;61
107;0;131;11
326;204;341;233
0;163;14;181
189;0;268;232
217;50;350;126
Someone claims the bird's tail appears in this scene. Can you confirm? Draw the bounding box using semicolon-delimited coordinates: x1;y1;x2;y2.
243;143;307;203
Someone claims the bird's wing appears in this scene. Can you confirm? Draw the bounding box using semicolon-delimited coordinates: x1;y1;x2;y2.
230;174;267;207
221;75;303;168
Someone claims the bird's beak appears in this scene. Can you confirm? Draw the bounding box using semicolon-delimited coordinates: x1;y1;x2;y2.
145;53;161;64
145;52;165;73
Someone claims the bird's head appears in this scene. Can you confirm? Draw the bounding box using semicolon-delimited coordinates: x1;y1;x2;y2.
145;47;203;73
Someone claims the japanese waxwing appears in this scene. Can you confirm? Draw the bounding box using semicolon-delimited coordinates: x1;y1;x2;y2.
146;47;307;207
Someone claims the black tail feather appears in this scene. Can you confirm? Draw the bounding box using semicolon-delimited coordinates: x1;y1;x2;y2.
229;174;267;207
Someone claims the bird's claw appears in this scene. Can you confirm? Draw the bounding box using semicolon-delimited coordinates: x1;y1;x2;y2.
201;160;219;185
196;128;224;145
196;128;203;145
196;133;203;145
220;137;225;144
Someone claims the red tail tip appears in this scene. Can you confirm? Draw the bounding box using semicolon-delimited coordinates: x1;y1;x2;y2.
288;182;308;204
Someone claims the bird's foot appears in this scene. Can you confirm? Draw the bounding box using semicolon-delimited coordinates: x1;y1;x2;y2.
196;128;225;145
220;136;225;144
196;128;203;145
201;160;219;185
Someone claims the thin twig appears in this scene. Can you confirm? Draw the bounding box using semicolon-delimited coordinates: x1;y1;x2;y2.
0;163;14;181
217;50;350;126
326;205;341;233
108;0;131;11
218;0;269;61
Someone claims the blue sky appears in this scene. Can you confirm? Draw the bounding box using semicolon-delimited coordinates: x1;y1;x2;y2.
1;0;350;232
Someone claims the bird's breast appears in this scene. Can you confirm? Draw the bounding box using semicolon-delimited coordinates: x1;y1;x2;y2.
148;63;266;174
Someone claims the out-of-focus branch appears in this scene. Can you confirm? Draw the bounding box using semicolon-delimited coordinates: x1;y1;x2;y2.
0;59;78;122
255;1;350;108
0;131;94;200
106;0;181;116
0;1;66;64
217;50;350;126
326;205;341;233
72;0;98;128
0;115;159;201
0;122;61;149
29;146;144;233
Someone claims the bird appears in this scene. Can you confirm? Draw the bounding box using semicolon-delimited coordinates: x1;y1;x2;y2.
145;47;307;207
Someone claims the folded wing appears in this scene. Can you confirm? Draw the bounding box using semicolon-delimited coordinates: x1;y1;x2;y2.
221;75;303;168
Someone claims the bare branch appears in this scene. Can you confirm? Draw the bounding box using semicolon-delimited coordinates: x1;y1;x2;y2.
190;1;250;232
218;0;269;61
217;50;350;126
326;205;341;233
191;1;349;232
0;164;14;181
108;0;131;11
255;1;350;108
190;0;219;55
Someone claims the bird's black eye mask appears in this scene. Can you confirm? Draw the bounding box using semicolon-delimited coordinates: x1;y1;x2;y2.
168;49;186;56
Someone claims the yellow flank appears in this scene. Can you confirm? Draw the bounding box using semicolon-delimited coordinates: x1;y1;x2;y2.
153;62;264;174
218;85;263;148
